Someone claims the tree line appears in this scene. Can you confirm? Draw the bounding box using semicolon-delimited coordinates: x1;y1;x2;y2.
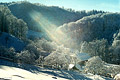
0;5;28;40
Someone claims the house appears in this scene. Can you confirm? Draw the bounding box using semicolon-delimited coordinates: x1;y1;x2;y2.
68;53;91;71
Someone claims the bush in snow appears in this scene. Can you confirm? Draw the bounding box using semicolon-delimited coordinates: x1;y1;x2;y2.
34;39;57;53
24;39;57;65
16;50;36;64
44;45;78;69
83;56;105;74
0;46;16;60
26;39;57;54
110;30;120;64
114;74;120;80
80;39;110;62
84;56;120;78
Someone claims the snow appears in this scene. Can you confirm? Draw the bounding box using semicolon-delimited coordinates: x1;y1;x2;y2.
0;32;25;51
0;65;112;80
0;59;112;80
114;74;120;80
85;73;109;80
84;56;120;78
68;64;74;70
76;53;91;61
0;65;68;80
66;53;92;72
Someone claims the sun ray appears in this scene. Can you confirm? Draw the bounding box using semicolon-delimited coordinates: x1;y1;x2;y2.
29;11;68;45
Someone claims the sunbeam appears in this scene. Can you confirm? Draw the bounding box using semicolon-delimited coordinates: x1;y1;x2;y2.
29;11;67;45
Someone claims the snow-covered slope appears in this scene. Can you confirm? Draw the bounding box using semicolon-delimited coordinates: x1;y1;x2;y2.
0;32;25;51
0;59;112;80
0;65;68;80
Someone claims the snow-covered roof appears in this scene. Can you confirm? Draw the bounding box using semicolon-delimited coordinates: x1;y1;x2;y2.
76;53;91;61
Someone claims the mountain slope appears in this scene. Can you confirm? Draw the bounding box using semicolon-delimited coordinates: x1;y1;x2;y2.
0;1;104;32
57;13;120;45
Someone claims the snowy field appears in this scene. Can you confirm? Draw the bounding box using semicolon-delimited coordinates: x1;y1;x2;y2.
0;65;68;80
0;59;112;80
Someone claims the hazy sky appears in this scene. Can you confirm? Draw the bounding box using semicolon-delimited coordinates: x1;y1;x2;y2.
0;0;120;12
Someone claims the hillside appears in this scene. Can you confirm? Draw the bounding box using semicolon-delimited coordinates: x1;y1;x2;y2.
57;13;120;45
55;12;120;65
0;1;120;79
0;1;104;32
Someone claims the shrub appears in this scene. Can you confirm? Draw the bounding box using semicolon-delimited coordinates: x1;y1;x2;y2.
16;50;36;64
80;39;110;62
44;45;78;69
0;46;16;60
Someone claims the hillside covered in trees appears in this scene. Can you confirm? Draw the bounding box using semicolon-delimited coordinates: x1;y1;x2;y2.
0;1;120;79
57;12;120;64
0;1;104;32
0;5;28;40
58;13;120;45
